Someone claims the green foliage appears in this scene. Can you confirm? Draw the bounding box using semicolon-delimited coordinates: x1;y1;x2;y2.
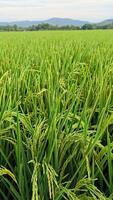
0;22;113;32
0;24;80;31
82;24;93;30
0;31;113;199
0;23;113;31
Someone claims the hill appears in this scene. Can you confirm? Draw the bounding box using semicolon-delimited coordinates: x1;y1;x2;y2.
44;18;89;27
0;18;113;29
0;18;89;27
95;19;113;27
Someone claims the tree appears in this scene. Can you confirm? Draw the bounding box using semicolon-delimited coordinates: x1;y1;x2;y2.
13;24;18;31
82;24;93;30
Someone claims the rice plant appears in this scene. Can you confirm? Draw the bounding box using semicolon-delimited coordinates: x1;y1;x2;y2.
0;30;113;199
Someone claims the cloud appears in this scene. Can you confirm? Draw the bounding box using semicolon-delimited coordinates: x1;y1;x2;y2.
0;0;113;21
0;0;44;7
0;0;113;7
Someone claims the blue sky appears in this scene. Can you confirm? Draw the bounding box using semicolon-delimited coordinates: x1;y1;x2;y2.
0;0;113;22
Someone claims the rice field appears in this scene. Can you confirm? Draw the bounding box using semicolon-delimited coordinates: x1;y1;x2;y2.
0;30;113;200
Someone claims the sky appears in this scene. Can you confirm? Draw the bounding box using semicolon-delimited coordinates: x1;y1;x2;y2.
0;0;113;22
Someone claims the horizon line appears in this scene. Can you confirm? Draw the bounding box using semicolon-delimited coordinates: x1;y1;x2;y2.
0;17;113;23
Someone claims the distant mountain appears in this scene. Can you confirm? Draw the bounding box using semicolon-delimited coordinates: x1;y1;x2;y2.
95;19;113;26
0;18;113;28
0;20;42;27
44;18;89;27
0;18;90;27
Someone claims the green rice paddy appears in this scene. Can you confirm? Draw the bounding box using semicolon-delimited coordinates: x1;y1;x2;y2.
0;30;113;199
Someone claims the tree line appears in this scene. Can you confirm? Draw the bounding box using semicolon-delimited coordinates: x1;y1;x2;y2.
0;23;113;31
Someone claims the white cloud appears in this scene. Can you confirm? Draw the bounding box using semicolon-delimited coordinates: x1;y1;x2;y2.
0;0;113;21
